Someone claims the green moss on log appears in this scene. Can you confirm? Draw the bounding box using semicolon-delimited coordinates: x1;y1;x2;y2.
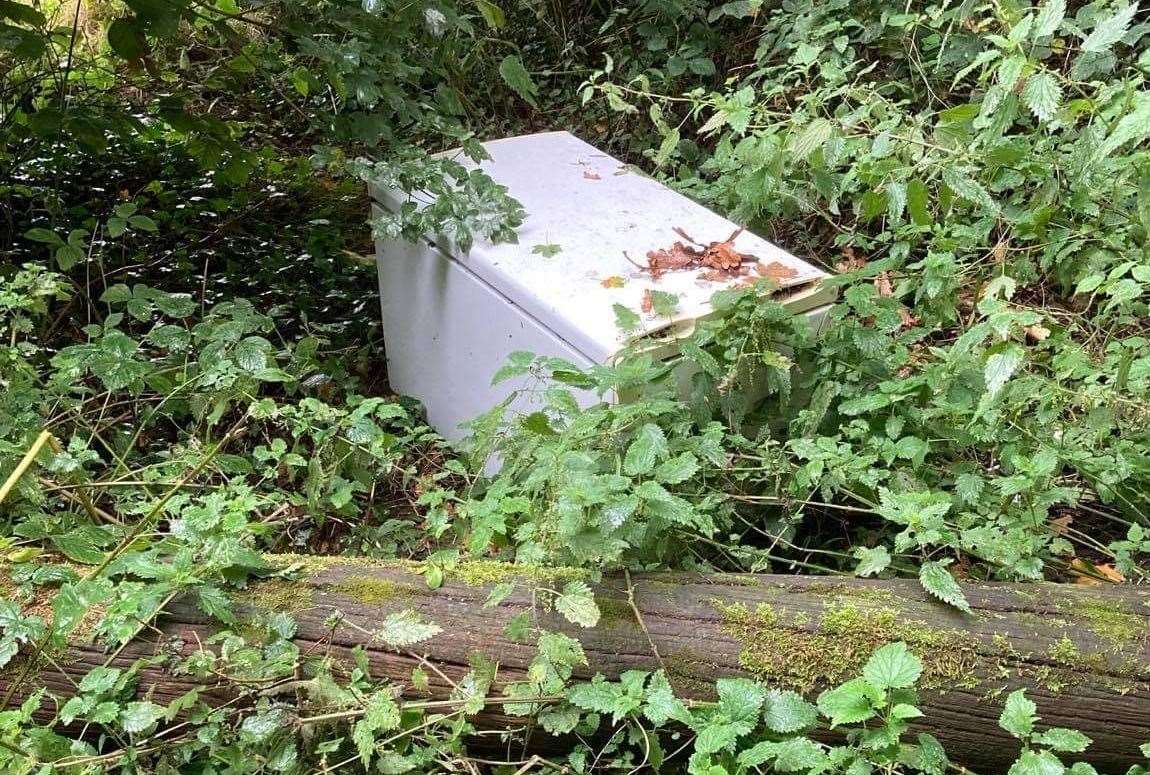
235;579;315;614
1066;600;1145;647
328;578;429;605
715;598;980;693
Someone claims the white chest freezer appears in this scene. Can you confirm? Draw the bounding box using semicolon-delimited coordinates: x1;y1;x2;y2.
370;131;835;441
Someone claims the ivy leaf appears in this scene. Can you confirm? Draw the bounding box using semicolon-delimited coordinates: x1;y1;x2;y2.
919;560;972;614
498;55;538;107
763;689;817;733
624;423;669;476
862;641;923;690
1081;4;1138;53
376;609;441;647
852;545;892;577
1022;72;1061;123
554;580;600;628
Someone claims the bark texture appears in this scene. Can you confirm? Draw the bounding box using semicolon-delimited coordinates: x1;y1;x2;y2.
3;557;1149;772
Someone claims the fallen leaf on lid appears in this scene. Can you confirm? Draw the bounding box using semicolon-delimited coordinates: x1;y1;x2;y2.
643;226;757;279
641;288;653;314
757;261;798;282
600;275;626;289
583;170;601;180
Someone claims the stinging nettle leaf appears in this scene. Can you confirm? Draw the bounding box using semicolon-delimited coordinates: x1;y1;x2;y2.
554;580;601;628
983;342;1025;399
1022;72;1061;123
919;560;972;614
862;641;923;689
498;55;539;107
1081;3;1138;53
1032;0;1065;38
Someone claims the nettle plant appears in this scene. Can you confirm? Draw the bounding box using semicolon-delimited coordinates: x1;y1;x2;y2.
579;0;1150;589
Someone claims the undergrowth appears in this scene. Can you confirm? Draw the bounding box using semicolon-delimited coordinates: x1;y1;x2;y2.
1;0;1148;772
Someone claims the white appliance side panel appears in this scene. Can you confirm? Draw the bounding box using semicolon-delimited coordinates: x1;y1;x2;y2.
374;219;600;442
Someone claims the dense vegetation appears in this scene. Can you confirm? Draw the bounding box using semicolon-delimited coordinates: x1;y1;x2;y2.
1;0;1148;772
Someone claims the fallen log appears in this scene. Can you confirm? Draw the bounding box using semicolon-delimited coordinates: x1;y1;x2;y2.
3;556;1149;772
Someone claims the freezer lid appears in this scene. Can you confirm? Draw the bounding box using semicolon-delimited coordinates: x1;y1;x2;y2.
370;130;834;363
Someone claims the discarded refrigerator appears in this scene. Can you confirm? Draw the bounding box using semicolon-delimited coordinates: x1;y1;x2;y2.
370;131;835;441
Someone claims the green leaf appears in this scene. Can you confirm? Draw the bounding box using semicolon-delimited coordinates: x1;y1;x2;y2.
376;609;441;647
790;118;832;160
862;642;923;690
613;303;641;333
716;678;766;721
503;611;531;642
1081;4;1138;53
473;0;505;29
942;167;999;213
498;55;539;107
1022;72;1061;123
107;19;147;61
816;677;882;727
128;215;158;232
649;289;679;318
643;670;689;726
919;560;972;614
532;242;562;258
554;580;600;628
915;733;950;775
655;453;699;485
23;227;62;245
999;689;1038;738
984;342;1025;399
1032;0;1065;38
1035;727;1092;753
853;546;892;577
353;691;401;769
1099;95;1150;157
763;689;817;733
623;423;668;476
1137;165;1150;237
654;128;680;168
1009;749;1066;775
120;701;165;734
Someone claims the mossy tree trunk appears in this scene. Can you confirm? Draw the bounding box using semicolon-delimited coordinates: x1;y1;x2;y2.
3;557;1149;771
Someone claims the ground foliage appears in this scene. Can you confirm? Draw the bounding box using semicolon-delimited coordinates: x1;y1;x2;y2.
1;0;1149;772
